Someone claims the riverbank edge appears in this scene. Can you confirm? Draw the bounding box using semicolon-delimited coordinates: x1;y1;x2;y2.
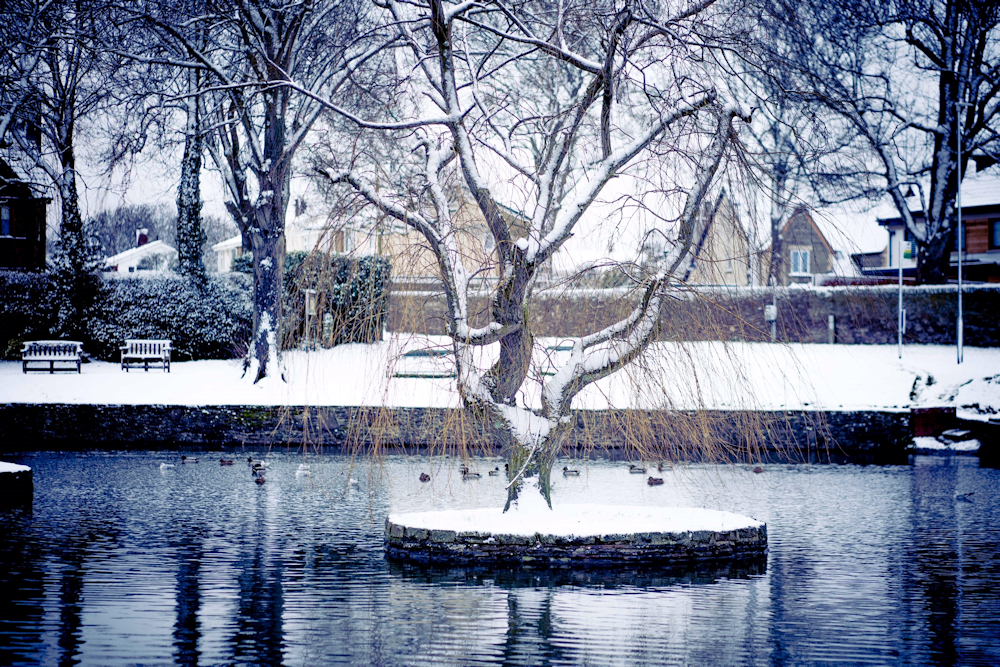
3;403;996;463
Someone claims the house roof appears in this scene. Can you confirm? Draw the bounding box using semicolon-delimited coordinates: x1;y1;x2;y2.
875;172;1000;225
761;208;836;256
212;235;242;252
103;240;177;266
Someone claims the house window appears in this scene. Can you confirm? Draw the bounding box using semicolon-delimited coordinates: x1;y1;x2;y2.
1;205;9;236
990;219;1000;249
790;247;811;275
725;258;733;273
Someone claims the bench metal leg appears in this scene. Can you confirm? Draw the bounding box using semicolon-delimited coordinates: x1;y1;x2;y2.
49;361;54;374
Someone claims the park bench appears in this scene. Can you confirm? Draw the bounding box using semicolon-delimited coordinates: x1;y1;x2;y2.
121;339;172;372
22;340;83;374
390;348;456;378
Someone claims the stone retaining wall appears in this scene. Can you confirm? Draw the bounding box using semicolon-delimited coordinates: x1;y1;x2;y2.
3;402;995;465
0;403;919;463
385;518;768;566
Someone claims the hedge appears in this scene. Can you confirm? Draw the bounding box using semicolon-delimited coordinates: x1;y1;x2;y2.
1;252;391;361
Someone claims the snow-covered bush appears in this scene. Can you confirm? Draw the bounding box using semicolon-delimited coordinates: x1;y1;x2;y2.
0;270;52;359
86;273;253;360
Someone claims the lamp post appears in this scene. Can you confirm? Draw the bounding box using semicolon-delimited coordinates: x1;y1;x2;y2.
956;99;971;365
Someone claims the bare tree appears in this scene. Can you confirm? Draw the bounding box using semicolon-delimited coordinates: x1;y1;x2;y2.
133;0;391;382
764;0;1000;284
1;0;127;337
315;0;748;509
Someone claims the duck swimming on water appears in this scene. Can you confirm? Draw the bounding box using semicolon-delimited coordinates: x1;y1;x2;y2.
562;466;580;476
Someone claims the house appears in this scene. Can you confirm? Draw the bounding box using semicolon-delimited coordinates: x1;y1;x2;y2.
760;208;855;286
871;178;1000;283
103;239;178;273
0;157;48;271
211;194;366;273
684;192;751;287
212;188;518;285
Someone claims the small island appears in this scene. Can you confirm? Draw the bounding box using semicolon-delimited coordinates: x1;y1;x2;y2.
386;484;766;566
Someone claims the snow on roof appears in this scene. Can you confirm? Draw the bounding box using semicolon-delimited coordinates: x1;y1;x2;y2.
212;235;242;252
875;171;1000;223
103;240;177;266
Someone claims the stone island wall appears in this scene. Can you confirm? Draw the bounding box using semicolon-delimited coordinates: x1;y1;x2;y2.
384;519;768;566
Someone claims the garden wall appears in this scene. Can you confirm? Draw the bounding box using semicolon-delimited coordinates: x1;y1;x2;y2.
388;284;1000;346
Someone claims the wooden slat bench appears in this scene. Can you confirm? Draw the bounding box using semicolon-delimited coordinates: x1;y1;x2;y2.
390;348;456;378
22;340;83;374
121;339;172;372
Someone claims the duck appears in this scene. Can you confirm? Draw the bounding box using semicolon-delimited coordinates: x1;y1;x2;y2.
255;475;266;485
181;455;199;464
462;470;481;480
562;466;580;476
247;457;268;467
955;491;974;502
419;472;431;482
459;464;470;474
295;464;311;477
159;463;175;470
488;467;501;476
220;458;234;466
752;466;764;474
647;476;664;486
629;464;646;474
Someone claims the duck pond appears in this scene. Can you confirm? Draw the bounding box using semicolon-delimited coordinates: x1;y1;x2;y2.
1;450;999;666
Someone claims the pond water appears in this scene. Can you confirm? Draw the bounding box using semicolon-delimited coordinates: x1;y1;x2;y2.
1;451;999;666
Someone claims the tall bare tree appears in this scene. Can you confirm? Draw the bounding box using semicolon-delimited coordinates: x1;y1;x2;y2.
134;0;391;382
1;0;125;338
764;0;1000;284
315;0;748;509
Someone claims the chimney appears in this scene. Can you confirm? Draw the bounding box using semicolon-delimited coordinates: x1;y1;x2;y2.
136;228;149;247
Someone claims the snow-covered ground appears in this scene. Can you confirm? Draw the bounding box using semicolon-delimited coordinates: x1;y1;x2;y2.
2;337;998;420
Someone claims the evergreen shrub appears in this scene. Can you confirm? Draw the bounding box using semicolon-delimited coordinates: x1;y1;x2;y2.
87;273;253;360
284;253;391;348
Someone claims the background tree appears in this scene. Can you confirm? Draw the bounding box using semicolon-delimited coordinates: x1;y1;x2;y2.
763;0;1000;284
1;0;126;338
316;0;749;509
135;0;390;382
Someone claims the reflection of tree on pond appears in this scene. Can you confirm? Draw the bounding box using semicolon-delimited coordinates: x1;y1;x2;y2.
229;490;285;666
0;507;45;667
172;528;204;667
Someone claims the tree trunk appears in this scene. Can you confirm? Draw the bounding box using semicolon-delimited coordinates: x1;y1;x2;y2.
247;221;285;383
767;164;787;287
916;229;952;284
176;74;206;285
51;139;97;341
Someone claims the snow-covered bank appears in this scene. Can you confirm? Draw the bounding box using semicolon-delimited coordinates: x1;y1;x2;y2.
2;339;997;421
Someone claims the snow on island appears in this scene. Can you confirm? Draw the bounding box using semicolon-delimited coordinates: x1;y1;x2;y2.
386;495;767;566
388;504;763;537
0;461;33;505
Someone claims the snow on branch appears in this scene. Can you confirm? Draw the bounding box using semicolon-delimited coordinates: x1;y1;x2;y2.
541;108;738;417
530;91;717;267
